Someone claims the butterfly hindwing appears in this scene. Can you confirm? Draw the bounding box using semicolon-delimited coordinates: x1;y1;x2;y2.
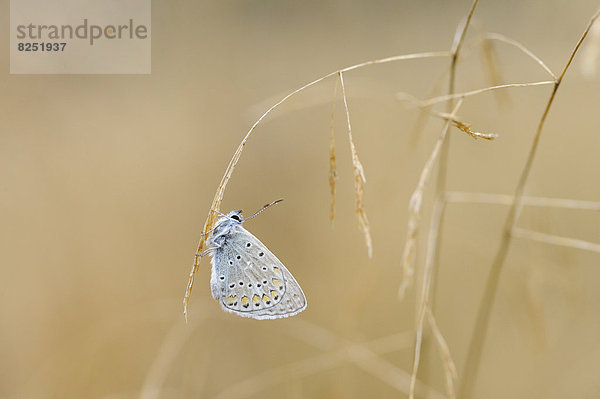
212;225;306;320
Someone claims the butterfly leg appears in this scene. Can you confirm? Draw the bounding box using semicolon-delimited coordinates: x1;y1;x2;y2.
195;247;217;258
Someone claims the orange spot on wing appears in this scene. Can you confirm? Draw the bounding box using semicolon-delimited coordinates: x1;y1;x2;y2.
272;278;283;289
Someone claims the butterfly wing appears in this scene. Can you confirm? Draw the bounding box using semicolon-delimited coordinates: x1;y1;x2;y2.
210;225;307;320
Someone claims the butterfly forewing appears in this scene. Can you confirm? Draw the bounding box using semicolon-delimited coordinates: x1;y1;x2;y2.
211;224;306;320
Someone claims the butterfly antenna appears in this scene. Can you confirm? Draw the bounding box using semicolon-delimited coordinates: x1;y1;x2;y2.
210;208;228;218
244;199;284;222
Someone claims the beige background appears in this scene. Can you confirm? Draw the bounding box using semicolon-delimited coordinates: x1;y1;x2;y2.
1;1;599;398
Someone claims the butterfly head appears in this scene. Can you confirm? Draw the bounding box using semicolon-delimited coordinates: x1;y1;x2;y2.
207;200;282;249
225;210;243;223
214;210;244;229
209;210;244;247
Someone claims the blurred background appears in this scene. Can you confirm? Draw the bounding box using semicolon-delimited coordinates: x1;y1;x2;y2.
1;0;600;398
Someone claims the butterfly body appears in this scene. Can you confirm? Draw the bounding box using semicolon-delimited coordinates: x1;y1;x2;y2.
208;209;307;320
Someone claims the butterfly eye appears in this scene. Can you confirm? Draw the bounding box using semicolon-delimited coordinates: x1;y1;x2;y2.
231;215;241;222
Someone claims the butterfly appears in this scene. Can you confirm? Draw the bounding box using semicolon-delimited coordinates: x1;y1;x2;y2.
204;200;307;320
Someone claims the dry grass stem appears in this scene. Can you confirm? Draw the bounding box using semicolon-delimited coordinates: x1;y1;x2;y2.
445;191;600;211
411;3;478;393
512;227;600;253
431;111;498;140
450;0;479;58
339;71;373;258
408;198;451;399
410;74;447;142
397;80;554;110
398;100;462;302
421;199;446;312
397;193;420;301
184;51;451;320
480;39;511;107
581;19;600;78
339;51;452;73
451;120;498;140
427;309;458;399
483;33;557;80
411;80;555;108
460;9;600;398
329;78;339;224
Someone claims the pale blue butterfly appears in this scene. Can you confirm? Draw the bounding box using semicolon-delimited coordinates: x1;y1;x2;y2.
201;200;307;320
